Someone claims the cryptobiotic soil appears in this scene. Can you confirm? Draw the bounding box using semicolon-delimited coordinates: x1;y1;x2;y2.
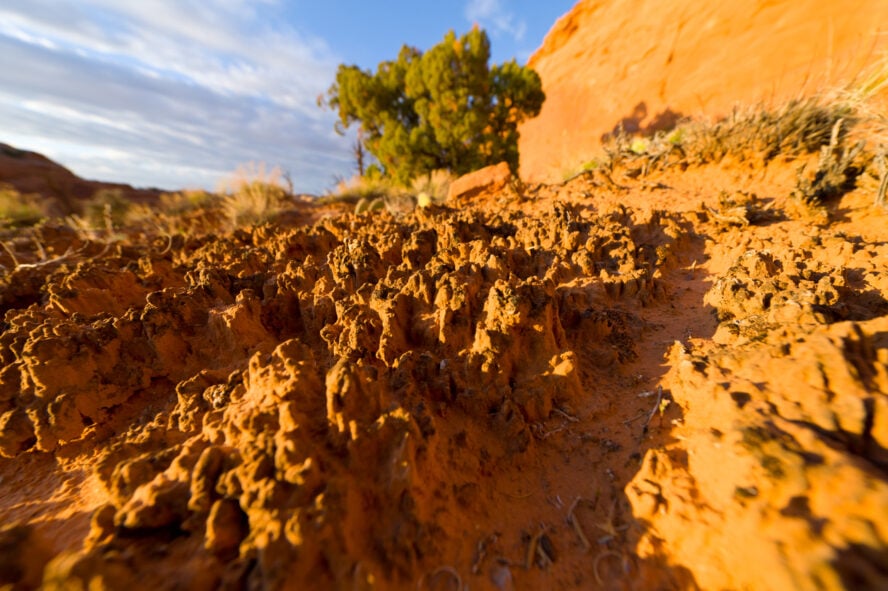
1;157;887;590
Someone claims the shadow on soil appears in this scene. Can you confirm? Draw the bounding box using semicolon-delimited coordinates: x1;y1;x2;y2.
571;219;714;590
600;101;685;143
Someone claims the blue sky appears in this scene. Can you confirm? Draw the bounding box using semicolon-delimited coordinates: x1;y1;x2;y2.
0;1;575;194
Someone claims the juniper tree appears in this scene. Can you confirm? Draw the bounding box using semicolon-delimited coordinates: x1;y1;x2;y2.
322;27;544;184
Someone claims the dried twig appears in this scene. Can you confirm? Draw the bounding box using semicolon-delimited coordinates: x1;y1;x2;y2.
536;534;554;568
594;500;628;543
158;233;174;256
531;422;568;439
567;497;592;552
643;386;664;428
471;533;497;575
12;247;78;270
552;407;579;423
0;240;19;267
32;234;47;261
623;410;647;426
525;529;541;569
524;526;555;570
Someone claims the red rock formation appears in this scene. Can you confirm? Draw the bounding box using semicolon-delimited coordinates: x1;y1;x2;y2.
0;143;161;215
519;0;888;182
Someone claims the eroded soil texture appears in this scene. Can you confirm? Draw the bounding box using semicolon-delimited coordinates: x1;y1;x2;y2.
1;158;887;590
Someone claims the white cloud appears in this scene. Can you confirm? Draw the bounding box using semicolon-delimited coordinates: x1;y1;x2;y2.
0;0;354;193
464;0;527;42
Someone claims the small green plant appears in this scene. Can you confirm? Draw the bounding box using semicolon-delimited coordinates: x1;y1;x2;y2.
629;137;649;155
411;169;454;205
83;188;131;228
0;184;45;228
322;173;407;213
561;158;601;182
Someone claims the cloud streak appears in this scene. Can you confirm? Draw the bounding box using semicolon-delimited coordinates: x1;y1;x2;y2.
464;0;527;43
0;0;353;193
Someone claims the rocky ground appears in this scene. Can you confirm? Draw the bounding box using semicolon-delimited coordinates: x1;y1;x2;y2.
4;1;887;588
1;132;886;590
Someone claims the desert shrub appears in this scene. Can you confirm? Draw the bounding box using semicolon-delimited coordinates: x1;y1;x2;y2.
875;149;888;208
158;189;216;215
687;98;854;162
83;188;134;229
219;164;291;228
324;168;454;215
324;173;402;204
322;174;413;215
598;97;859;177
0;184;44;228
322;27;544;184
791;118;866;207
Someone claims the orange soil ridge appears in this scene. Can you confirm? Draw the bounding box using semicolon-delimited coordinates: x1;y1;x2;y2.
2;1;888;589
519;0;888;183
1;150;887;589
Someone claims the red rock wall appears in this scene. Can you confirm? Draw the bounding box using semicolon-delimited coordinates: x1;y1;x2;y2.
519;0;888;182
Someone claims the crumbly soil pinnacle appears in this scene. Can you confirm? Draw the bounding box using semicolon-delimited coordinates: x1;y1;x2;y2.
1;156;887;590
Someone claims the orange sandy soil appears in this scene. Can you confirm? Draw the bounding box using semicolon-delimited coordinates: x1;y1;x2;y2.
3;0;888;587
1;148;887;590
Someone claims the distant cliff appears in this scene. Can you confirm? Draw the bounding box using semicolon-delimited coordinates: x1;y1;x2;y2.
0;143;160;215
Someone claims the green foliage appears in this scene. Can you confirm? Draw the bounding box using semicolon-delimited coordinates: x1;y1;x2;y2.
322;27;545;184
84;188;131;228
0;184;44;228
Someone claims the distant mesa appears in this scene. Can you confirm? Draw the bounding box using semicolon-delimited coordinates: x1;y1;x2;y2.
0;142;161;216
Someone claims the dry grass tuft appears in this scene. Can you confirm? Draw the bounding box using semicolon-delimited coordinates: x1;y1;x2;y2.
323;168;455;216
599;96;856;177
569;89;888;211
791;117;866;207
411;169;454;204
218;163;292;228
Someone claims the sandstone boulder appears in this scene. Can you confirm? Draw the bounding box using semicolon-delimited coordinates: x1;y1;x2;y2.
447;162;513;201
